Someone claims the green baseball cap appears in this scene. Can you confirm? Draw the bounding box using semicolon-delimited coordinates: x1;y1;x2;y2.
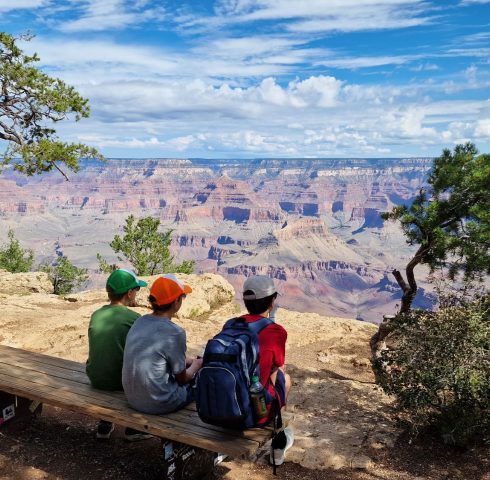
106;269;147;294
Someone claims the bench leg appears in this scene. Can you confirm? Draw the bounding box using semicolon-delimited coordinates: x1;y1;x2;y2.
161;439;217;480
0;391;42;427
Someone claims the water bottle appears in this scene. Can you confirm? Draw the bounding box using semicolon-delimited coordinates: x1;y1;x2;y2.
249;375;268;420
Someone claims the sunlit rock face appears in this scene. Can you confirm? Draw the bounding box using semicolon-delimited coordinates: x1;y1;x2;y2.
0;157;433;322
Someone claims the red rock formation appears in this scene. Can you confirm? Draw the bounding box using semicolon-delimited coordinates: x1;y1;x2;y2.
0;158;433;321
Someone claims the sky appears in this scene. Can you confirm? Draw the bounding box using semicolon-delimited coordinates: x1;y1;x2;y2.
1;0;489;159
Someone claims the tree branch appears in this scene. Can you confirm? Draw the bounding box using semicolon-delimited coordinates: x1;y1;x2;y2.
51;161;70;182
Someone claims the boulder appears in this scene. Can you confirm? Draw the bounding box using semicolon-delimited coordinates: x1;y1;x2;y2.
0;269;53;295
137;273;235;319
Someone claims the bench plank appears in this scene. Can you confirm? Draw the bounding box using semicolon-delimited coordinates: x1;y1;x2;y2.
0;360;268;439
0;348;193;418
0;345;274;458
0;352;270;437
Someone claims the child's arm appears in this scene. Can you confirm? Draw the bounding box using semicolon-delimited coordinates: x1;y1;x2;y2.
175;357;203;385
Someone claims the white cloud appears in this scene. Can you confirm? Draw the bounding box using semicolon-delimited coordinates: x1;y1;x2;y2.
77;134;164;149
200;36;301;57
46;63;489;157
0;0;48;11
8;17;489;159
446;47;490;58
460;0;490;4
411;63;439;72
186;0;431;34
288;14;428;33
461;32;490;45
397;108;437;138
208;130;298;154
58;0;166;32
25;36;306;81
464;65;478;86
27;39;175;72
317;55;417;69
289;76;342;107
475;119;490;137
166;135;201;152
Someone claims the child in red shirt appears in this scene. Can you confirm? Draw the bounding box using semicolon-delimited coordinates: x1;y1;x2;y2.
242;275;293;466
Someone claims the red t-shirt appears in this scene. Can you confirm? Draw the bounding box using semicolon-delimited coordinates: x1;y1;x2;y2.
244;314;287;422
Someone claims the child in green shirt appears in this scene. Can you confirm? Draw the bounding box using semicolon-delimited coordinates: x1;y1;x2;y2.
86;269;148;440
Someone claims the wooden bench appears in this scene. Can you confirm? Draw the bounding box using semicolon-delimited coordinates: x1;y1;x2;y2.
0;344;284;476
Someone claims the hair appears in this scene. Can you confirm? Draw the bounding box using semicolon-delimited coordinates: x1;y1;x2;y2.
243;291;277;315
149;295;175;314
106;285;128;302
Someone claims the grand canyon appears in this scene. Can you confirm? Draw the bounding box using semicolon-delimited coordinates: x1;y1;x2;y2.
0;157;433;322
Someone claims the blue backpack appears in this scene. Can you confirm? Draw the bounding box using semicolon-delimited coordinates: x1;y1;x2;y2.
195;316;272;430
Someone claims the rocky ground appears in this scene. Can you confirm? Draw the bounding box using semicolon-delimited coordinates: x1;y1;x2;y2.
0;270;489;479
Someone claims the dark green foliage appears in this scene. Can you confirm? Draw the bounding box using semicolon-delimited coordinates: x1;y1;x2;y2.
41;256;88;295
381;142;490;312
0;229;34;273
0;32;103;179
373;291;490;446
97;215;195;276
96;253;118;274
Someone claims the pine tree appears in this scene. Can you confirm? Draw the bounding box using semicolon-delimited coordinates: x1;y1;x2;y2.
382;142;490;312
0;229;34;273
0;32;103;179
98;215;194;276
41;256;88;295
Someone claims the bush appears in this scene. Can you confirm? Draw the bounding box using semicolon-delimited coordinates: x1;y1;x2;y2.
373;291;490;446
41;256;88;295
0;229;34;273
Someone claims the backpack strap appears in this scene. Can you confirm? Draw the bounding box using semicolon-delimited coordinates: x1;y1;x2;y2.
247;316;273;335
226;316;272;335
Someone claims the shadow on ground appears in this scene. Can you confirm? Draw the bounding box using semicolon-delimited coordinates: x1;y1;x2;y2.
0;397;488;479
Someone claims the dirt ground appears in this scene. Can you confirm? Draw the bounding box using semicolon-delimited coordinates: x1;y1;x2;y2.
0;405;489;480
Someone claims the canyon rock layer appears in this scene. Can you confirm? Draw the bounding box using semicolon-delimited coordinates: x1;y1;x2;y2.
0;157;433;322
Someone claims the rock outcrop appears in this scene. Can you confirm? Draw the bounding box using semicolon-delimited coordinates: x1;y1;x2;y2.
0;269;53;295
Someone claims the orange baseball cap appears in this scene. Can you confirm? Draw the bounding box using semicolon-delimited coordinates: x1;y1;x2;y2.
149;273;192;305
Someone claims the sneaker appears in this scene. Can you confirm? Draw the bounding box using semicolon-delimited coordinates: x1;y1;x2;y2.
214;453;228;466
96;421;115;439
270;427;294;466
124;427;153;442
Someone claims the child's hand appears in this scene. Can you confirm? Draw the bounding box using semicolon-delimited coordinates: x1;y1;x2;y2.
193;357;203;370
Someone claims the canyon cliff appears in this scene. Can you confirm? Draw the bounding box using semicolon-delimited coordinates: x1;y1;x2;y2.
0;157;433;322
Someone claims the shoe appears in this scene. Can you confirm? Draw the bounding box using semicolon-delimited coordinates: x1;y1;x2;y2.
96;421;115;439
214;453;228;466
270;427;294;466
124;427;153;442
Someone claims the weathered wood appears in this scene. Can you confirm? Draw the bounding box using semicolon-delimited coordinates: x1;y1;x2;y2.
0;345;88;375
0;345;276;459
0;354;268;436
0;362;268;440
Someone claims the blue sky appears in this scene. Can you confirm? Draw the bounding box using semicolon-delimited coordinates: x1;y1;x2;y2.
1;0;489;158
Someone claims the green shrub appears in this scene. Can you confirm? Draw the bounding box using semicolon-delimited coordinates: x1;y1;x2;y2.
97;214;195;275
41;256;88;295
373;292;490;446
0;229;34;273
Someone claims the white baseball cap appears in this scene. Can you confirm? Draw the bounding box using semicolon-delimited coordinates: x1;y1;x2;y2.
242;275;277;300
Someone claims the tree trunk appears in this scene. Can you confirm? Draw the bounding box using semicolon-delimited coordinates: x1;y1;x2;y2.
392;244;430;313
